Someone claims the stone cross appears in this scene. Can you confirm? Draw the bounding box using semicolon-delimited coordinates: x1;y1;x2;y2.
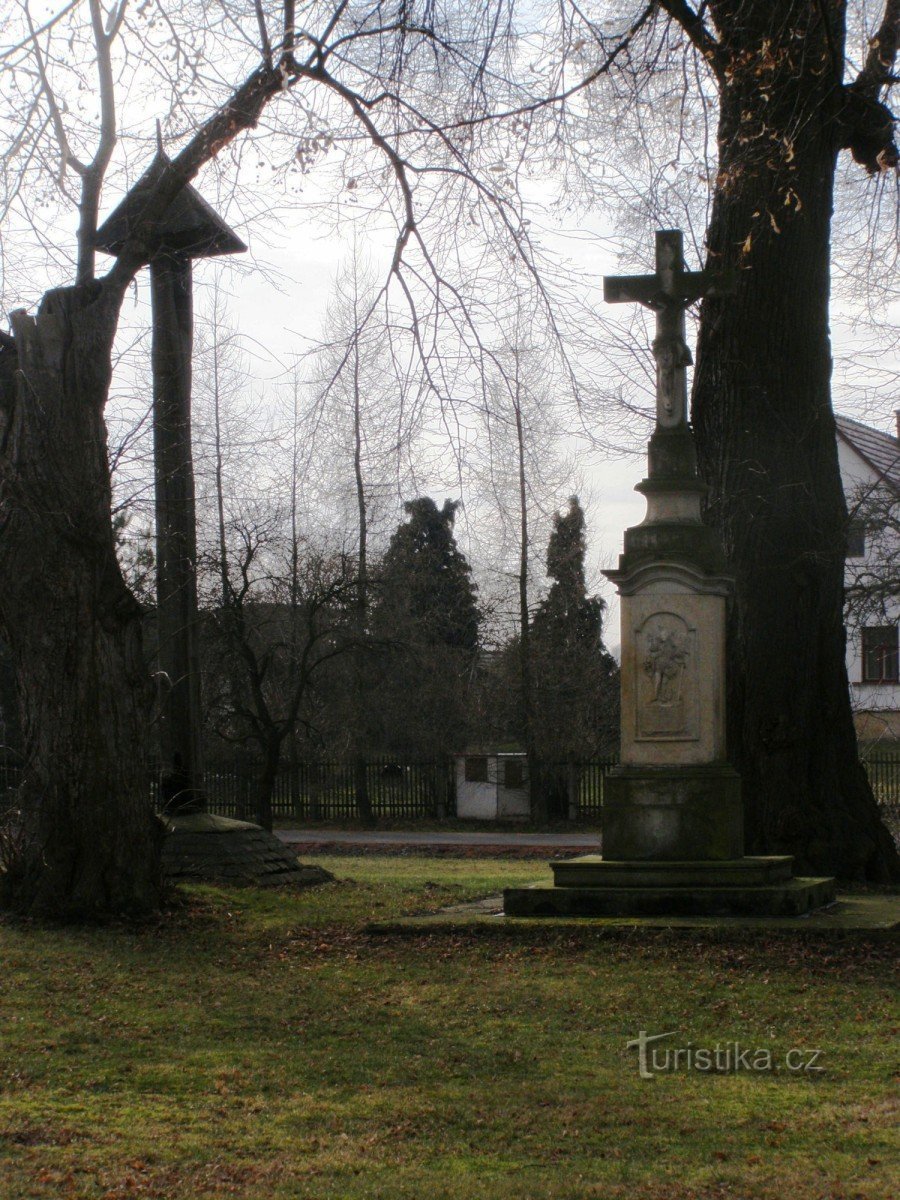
603;229;732;430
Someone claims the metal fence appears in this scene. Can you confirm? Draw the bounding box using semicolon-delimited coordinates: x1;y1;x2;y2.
862;751;900;844
1;753;899;838
566;758;618;820
203;759;455;822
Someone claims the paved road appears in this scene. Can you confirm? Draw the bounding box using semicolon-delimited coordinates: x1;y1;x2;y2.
276;828;600;849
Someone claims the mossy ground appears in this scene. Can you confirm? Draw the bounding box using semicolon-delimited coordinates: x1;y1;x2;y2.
0;855;896;1199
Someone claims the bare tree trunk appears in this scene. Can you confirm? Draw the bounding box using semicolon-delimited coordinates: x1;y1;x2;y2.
255;737;282;832
512;386;543;823
0;285;162;917
350;280;373;823
693;0;899;880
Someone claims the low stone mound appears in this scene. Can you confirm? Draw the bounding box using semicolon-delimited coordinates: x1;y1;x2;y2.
162;812;334;889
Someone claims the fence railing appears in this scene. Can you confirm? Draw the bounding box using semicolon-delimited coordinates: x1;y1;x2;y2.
2;753;899;839
862;751;900;844
203;759;455;823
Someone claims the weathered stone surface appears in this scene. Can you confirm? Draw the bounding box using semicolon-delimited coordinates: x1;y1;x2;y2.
602;764;743;860
550;854;793;888
503;876;836;918
371;891;900;933
619;590;729;769
510;226;840;922
162;812;333;889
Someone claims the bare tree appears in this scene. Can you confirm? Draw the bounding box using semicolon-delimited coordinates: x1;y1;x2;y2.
844;462;900;629
462;298;578;818
298;251;426;814
202;507;354;831
0;0;587;915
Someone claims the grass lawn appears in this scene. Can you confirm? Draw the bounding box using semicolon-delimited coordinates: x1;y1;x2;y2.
0;855;896;1199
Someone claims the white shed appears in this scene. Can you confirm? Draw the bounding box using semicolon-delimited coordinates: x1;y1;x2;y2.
455;750;530;820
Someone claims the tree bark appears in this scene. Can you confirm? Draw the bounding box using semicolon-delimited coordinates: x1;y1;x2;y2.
693;0;899;880
151;254;205;813
0;284;162;917
350;289;373;824
255;737;280;832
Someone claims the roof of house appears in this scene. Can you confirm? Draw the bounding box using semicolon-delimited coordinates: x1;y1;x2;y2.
836;413;900;491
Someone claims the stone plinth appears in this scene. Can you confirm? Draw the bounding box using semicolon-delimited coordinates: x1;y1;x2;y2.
602;764;743;860
162;812;333;889
503;873;836;918
504;854;836;918
550;854;791;888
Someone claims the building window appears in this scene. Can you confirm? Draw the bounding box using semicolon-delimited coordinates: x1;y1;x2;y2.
846;522;866;558
464;756;488;783
503;759;524;789
861;626;899;683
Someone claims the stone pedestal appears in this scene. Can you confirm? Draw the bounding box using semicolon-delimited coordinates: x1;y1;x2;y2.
502;424;835;917
602;764;743;861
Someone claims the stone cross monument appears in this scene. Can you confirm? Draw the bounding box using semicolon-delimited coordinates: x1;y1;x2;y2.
600;229;739;859
503;230;834;917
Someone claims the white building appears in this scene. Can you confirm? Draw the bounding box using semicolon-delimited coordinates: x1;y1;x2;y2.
837;412;900;742
454;749;530;820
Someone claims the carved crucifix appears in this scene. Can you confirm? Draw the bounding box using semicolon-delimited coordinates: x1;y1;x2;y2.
604;229;732;430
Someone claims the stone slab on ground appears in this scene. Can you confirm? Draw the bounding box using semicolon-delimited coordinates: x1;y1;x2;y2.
550;854;795;888
164;813;333;888
366;892;900;936
503;876;835;918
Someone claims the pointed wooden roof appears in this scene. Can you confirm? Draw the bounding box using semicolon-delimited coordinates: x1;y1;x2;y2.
95;151;246;259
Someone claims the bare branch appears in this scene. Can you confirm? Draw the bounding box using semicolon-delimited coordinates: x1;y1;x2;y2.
656;0;724;79
254;0;273;65
24;0;86;180
857;0;900;93
841;0;900;171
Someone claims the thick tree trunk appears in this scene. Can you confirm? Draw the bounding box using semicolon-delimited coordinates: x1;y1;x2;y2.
255;738;282;832
0;284;163;917
354;756;373;823
693;1;899;880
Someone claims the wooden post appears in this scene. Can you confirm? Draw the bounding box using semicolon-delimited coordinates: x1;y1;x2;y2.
151;253;205;812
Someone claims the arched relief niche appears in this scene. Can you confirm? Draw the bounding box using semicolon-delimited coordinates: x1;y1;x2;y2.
635;611;699;741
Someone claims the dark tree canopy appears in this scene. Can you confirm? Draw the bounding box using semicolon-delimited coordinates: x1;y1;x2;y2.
370;498;480;759
534;497;606;652
530;497;618;762
377;498;480;655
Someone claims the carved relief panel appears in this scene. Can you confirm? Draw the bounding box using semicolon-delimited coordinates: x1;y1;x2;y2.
635;611;699;741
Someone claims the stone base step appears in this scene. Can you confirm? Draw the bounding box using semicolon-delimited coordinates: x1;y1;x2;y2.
503;876;836;919
550;855;795;889
162;812;333;889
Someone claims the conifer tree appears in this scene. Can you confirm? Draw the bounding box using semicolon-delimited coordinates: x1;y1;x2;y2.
373;498;480;759
530;498;618;814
